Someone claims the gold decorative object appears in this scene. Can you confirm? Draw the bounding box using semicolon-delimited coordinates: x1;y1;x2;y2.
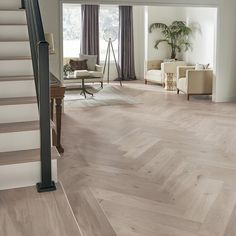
165;73;177;91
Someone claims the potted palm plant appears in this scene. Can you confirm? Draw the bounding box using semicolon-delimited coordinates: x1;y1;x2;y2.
149;21;192;59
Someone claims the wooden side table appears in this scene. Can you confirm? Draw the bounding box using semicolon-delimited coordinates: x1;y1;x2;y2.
165;73;177;91
51;84;66;154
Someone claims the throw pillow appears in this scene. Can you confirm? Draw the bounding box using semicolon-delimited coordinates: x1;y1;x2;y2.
80;54;97;71
195;63;205;70
164;58;176;63
69;59;88;71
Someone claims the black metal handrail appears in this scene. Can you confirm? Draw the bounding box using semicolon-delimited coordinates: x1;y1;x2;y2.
22;0;56;192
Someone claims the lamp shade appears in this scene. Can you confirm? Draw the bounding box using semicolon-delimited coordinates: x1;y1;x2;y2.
45;33;55;54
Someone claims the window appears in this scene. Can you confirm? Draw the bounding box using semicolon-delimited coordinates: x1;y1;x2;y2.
63;4;119;61
63;4;81;58
99;6;119;62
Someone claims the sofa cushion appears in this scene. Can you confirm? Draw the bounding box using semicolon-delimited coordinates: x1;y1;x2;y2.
88;71;103;78
69;59;88;71
80;54;97;71
74;70;90;78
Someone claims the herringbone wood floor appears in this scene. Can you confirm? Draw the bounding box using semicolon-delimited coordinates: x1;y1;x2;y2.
59;81;236;236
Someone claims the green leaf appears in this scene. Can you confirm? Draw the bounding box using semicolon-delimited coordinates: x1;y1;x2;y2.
154;39;168;49
149;23;168;33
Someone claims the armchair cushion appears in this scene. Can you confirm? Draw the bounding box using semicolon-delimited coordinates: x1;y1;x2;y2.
177;77;187;93
80;54;97;71
146;70;162;83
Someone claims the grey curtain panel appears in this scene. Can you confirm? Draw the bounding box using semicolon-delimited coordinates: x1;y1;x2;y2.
118;6;136;80
81;5;100;63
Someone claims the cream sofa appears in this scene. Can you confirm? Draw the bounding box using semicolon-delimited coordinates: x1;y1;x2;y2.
64;56;104;88
177;66;213;100
145;60;186;86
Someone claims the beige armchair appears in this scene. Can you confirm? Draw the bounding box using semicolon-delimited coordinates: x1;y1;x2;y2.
177;66;213;100
145;60;186;86
145;60;163;85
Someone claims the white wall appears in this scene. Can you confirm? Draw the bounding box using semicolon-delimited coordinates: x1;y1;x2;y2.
147;6;185;60
216;1;236;102
184;7;217;68
40;0;236;102
39;0;61;78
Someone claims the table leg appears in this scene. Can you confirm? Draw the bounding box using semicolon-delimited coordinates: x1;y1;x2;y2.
50;98;54;121
55;98;64;153
81;78;94;98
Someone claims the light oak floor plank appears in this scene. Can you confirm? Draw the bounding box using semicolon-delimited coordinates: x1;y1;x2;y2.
0;183;82;236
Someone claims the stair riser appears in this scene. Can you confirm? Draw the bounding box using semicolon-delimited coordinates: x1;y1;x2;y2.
0;104;38;123
0;160;57;190
0;60;33;77
0;11;26;25
0;25;28;41
0;0;21;10
0;42;30;57
0;130;40;152
0;80;35;98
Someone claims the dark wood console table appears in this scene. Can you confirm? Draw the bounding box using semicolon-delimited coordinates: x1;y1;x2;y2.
50;74;66;154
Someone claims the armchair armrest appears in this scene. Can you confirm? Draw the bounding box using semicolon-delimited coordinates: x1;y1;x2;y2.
187;70;213;94
95;64;103;73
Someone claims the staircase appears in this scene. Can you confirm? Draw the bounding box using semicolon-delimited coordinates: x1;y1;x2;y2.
0;0;58;190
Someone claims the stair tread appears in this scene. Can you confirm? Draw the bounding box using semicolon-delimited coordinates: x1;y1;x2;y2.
0;147;59;166
0;23;27;25
0;40;29;42
0;75;34;81
0;9;25;12
0;56;31;60
0;97;37;106
0;121;39;133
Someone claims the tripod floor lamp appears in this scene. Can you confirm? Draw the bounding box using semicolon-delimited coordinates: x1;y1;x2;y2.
103;35;122;86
